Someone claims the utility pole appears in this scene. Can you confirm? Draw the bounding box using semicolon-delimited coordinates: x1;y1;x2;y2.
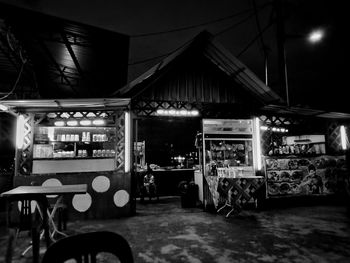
274;0;289;107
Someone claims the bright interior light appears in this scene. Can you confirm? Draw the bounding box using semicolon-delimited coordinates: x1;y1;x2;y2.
0;104;9;111
48;127;55;141
156;108;199;117
67;120;78;126
156;109;165;115
190;110;199;116
80;120;92;126
308;29;324;43
125;112;131;173
92;119;105;126
340;125;347;150
16;115;25;149
255;118;262;170
54;121;65;127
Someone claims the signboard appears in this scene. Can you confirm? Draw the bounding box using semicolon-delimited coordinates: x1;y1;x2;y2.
203;119;253;135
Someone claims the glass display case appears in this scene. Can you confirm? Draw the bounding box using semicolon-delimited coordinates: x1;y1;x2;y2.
202;119;258;178
32;121;118;174
33;126;116;159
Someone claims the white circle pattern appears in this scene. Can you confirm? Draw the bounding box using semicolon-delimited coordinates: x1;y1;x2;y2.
113;190;129;207
72;193;92;212
92;176;110;193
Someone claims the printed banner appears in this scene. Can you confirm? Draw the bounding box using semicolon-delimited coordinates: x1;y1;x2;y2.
265;155;347;197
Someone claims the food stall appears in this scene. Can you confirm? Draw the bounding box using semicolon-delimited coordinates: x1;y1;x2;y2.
259;114;348;200
201;118;265;214
134;117;200;197
200;115;349;214
0;98;133;219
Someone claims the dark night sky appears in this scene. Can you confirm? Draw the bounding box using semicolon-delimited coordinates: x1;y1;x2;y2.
1;0;348;112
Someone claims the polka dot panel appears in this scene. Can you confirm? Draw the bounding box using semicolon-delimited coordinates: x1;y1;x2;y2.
113;190;129;208
72;193;92;212
42;178;62;198
92;176;110;193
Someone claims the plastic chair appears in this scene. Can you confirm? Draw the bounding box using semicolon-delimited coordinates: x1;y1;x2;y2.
41;231;134;263
4;194;51;263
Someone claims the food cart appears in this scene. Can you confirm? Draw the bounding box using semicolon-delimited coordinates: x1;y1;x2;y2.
201;118;265;215
0;98;133;219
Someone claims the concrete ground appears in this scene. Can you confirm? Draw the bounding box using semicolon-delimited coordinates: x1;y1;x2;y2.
1;196;350;263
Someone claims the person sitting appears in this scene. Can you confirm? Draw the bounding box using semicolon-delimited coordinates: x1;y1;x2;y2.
141;165;158;202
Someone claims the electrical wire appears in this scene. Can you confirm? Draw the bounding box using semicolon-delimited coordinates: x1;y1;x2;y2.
128;38;194;66
128;53;168;66
128;7;268;66
213;11;256;37
251;0;268;58
0;61;25;100
129;5;269;38
236;21;273;58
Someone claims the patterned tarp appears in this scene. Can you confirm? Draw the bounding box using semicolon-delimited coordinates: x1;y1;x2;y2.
204;175;265;208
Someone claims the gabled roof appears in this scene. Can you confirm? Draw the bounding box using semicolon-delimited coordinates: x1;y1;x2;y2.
115;30;284;106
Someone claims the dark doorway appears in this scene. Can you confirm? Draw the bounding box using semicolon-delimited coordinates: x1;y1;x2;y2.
137;117;201;168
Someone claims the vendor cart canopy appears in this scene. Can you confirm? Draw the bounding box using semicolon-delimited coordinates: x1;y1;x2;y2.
261;104;350;120
0;98;130;113
114;30;284;106
0;3;129;99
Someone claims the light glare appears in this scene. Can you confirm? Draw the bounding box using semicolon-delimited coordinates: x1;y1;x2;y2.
67;120;78;126
308;29;324;43
340;125;347;150
16;115;25;149
80;120;92;126
255;118;262;170
54;121;65;127
155;108;199;117
92;119;105;125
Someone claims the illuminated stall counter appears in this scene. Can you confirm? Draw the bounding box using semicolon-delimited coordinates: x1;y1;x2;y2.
200;118;264;213
1;98;133;219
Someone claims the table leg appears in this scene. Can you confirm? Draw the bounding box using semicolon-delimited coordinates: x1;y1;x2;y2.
226;208;235;218
47;196;68;240
217;203;229;213
5;228;17;263
31;227;40;263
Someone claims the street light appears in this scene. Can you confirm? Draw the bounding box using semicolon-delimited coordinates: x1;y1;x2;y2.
274;0;326;107
277;28;326;107
307;28;325;44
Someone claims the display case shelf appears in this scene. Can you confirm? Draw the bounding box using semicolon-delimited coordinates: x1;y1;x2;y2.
33;126;116;159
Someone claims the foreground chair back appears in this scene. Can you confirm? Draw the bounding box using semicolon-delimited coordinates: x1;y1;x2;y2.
4;193;50;263
41;231;134;263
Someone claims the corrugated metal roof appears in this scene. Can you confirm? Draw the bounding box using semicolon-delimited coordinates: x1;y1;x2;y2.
115;31;284;106
0;3;129;99
0;98;130;112
261;104;350;120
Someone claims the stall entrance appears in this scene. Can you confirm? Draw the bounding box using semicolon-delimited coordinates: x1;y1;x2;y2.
134;117;201;204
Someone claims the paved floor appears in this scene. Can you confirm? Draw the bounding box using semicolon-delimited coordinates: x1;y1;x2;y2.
1;196;350;262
